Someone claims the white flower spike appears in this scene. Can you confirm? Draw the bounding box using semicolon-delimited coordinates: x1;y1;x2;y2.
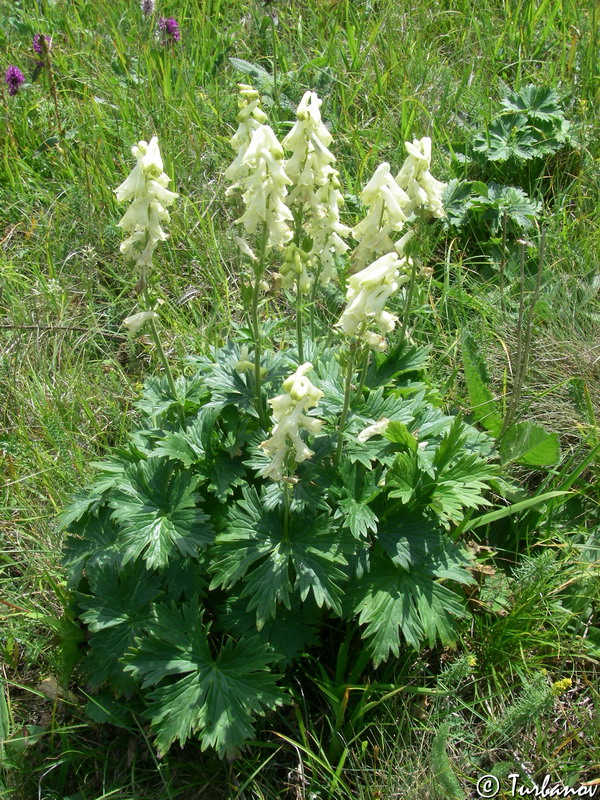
225;85;293;252
336;252;411;350
115;136;178;270
281;91;351;288
259;363;324;481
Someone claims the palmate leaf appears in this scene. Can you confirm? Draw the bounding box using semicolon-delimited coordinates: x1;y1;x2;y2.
364;341;430;389
125;599;285;757
62;506;122;587
109;459;213;569
210;488;348;627
216;594;320;668
136;374;207;421
150;405;220;468
500;85;562;121
346;552;471;665
77;561;162;692
473;114;538;161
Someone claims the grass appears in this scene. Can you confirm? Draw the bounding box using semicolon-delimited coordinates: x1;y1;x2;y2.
1;0;599;796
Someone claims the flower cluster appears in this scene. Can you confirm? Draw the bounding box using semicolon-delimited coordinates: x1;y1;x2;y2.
158;17;180;43
336;252;411;351
225;84;292;252
114;136;178;271
351;163;411;270
5;66;24;97
140;0;155;15
281;91;350;287
260;363;324;481
396;137;445;219
351;137;446;269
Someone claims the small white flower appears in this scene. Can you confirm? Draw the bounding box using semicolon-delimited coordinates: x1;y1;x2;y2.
225;85;293;251
357;418;390;442
351;162;410;269
281;91;351;288
123;310;158;334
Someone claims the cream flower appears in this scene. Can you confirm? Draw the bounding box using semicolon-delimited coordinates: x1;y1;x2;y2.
281;91;351;287
225;85;293;251
115;136;178;269
351;162;410;270
357;418;390;443
122;310;158;335
395;137;446;219
336;252;411;349
259;363;324;481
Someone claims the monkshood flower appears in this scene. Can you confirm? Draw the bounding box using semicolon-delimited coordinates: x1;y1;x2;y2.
114;136;178;270
357;417;390;442
158;17;180;43
225;86;293;251
259;363;324;481
351;163;410;270
123;310;158;334
225;84;268;195
282;91;350;286
396;137;446;219
336;251;411;351
5;66;25;96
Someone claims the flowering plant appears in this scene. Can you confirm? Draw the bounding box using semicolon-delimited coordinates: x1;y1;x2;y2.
61;86;503;759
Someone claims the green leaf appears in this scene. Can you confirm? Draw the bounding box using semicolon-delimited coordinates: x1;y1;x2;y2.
125;599;285;757
62;506;122;587
228;58;274;88
442;179;475;228
210;488;348;626
461;332;503;437
347;552;470;664
110;460;213;569
206;451;247;502
384;421;418;452
501;85;562;121
385;452;418;503
77;562;162;691
460;491;569;532
473;114;538;162
58;489;105;531
499;421;560;466
364;341;430;389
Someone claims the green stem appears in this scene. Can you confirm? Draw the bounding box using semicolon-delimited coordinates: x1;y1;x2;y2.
251;225;269;428
335;343;357;466
283;478;290;541
296;279;304;363
399;257;418;346
142;286;184;423
355;347;370;401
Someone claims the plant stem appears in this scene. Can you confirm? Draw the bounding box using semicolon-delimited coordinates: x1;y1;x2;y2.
296;280;304;363
354;346;370;401
335;343;357;465
399;256;418;346
251;224;269;428
40;37;64;138
282;478;290;540
142;286;181;415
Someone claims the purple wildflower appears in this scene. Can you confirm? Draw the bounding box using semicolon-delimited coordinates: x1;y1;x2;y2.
5;66;25;96
158;17;181;43
140;0;155;15
33;34;52;55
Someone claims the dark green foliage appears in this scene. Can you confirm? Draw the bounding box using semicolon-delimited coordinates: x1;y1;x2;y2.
62;342;501;756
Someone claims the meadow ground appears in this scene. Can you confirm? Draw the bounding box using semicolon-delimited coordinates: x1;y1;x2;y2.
1;0;599;797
